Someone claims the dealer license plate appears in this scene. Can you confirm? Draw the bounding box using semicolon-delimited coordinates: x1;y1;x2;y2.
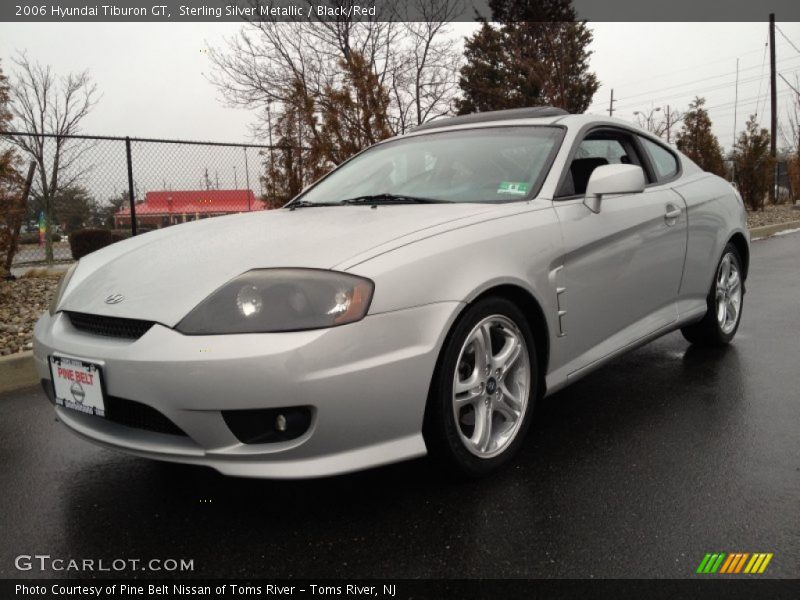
48;355;105;417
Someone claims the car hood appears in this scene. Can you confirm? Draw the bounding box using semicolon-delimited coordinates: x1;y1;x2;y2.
59;204;498;326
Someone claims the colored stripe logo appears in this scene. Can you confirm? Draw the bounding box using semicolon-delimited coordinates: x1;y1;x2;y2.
696;552;773;574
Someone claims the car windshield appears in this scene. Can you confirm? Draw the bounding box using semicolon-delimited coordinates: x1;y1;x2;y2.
295;126;564;205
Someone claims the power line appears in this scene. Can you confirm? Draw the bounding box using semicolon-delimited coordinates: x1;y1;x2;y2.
779;73;800;95
601;88;795;119
704;90;794;115
776;25;800;55
754;37;769;117
609;66;800;112
613;52;800;104
603;44;770;89
587;53;800;113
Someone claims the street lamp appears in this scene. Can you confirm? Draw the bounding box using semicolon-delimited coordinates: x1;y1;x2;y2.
634;107;662;133
633;106;678;142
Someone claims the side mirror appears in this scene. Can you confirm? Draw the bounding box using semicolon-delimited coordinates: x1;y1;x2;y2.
583;164;646;213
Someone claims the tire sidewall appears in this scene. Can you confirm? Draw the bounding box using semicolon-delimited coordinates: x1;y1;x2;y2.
425;297;538;477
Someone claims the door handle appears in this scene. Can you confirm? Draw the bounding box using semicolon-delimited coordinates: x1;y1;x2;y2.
664;204;681;222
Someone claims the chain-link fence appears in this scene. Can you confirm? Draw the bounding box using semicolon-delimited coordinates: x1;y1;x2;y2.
776;159;797;203
716;158;797;205
0;132;300;268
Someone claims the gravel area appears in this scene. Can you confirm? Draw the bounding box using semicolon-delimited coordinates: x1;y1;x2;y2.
0;276;59;356
747;203;800;229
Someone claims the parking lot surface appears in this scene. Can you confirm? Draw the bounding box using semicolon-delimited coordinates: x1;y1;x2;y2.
1;233;798;579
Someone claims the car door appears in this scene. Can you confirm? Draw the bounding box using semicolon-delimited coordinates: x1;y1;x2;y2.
552;128;687;373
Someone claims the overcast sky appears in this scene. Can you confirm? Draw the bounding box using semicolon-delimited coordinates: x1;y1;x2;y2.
1;21;799;152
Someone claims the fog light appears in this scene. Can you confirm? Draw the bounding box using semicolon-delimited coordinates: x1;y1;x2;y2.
222;406;313;444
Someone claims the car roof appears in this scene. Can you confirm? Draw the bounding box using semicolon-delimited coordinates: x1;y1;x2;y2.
403;111;646;138
411;106;569;131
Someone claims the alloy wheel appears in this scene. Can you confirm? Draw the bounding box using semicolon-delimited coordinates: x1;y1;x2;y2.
716;252;742;335
452;315;531;458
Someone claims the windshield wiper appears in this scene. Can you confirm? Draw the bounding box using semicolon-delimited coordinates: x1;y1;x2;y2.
286;200;330;211
339;193;449;206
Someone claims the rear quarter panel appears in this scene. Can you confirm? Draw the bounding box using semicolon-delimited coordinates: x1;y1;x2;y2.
671;171;749;310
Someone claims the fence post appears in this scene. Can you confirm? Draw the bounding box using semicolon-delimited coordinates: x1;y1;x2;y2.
125;136;137;236
243;146;251;211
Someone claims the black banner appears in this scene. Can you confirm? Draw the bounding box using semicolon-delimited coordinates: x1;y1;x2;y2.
3;579;800;600
2;0;800;23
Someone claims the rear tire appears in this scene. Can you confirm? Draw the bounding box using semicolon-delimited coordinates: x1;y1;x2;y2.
681;243;744;347
423;297;538;478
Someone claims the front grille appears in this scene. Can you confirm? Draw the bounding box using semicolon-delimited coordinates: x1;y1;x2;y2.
66;312;155;340
105;396;188;437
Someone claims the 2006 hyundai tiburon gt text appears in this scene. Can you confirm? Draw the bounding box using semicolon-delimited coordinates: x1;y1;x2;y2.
34;107;749;478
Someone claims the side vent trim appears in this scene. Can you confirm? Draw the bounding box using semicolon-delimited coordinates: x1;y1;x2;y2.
551;266;567;337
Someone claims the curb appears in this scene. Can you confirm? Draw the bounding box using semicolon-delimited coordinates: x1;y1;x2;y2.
750;219;800;240
0;351;38;395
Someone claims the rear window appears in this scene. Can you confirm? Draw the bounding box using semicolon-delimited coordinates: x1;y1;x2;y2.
641;137;679;181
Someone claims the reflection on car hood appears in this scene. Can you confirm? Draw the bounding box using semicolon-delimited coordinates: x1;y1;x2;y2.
59;204;498;326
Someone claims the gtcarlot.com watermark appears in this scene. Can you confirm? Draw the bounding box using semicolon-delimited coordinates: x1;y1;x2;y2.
15;554;194;573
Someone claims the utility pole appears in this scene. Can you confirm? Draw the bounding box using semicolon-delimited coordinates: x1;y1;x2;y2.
267;103;275;200
733;58;740;150
769;13;777;204
666;105;671;143
608;89;616;116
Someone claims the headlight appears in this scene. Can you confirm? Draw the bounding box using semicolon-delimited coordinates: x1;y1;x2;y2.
176;269;374;335
49;262;78;315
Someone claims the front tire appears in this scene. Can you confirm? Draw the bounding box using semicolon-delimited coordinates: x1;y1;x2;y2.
424;297;537;477
681;243;744;346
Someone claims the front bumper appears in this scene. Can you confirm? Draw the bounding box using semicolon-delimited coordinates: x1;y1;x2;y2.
33;302;462;478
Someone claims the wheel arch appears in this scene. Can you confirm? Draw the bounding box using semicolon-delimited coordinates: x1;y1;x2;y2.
421;283;551;466
432;283;551;401
728;231;750;280
470;285;550;385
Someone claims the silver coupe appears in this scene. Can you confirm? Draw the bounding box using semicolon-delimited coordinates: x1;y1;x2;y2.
34;107;749;478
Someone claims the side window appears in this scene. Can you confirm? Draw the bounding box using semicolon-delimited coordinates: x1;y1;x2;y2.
558;131;644;197
641;137;679;181
575;139;629;164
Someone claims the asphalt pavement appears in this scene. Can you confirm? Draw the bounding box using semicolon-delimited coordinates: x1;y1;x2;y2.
1;232;799;580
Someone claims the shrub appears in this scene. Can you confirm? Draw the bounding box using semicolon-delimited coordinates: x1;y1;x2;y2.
69;228;113;260
788;155;800;203
734;115;773;211
109;227;156;242
110;229;130;243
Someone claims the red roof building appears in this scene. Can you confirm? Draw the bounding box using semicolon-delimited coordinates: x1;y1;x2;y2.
114;189;266;229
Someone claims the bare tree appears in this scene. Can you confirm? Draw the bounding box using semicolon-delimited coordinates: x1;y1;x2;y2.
208;0;462;142
780;76;800;201
387;0;463;132
8;52;99;263
634;106;684;142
